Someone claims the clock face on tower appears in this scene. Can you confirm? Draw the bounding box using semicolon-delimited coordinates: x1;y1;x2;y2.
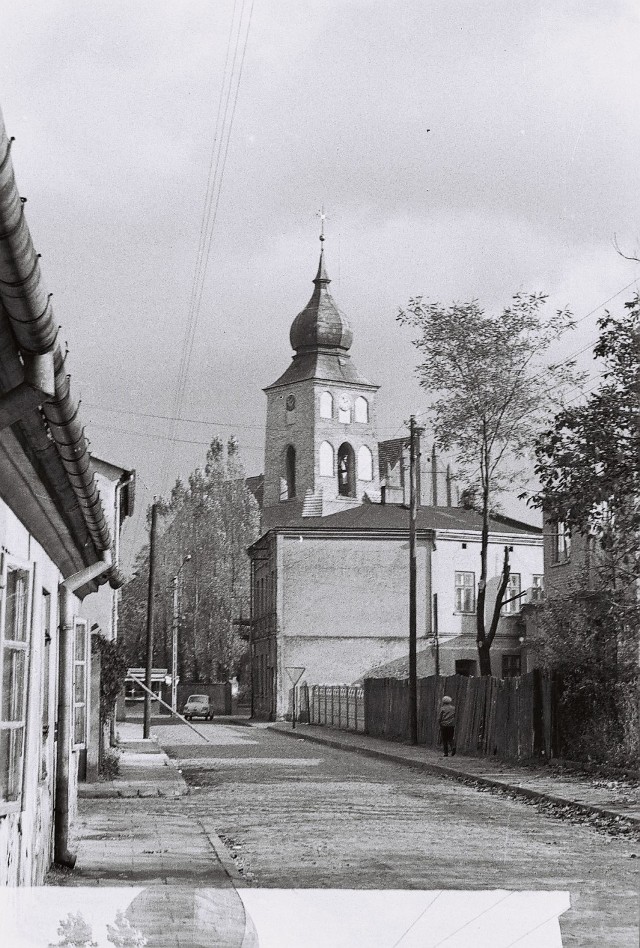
286;394;296;411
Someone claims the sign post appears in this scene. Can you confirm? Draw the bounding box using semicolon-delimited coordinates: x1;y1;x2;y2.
284;666;305;729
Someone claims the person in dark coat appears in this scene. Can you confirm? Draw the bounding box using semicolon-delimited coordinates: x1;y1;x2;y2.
438;695;456;757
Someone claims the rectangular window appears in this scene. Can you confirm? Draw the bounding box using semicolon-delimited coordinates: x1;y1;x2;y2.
0;560;32;810
502;573;522;614
551;521;571;563
502;654;521;678
531;575;544;602
454;572;475;613
73;619;88;747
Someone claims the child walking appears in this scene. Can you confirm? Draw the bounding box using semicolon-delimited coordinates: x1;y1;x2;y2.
438;695;456;757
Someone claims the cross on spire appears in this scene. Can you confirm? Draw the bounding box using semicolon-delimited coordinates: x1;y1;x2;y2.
316;205;328;243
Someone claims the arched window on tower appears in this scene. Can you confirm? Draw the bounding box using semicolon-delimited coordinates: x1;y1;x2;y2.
354;396;369;423
281;445;296;500
357;445;373;481
337;442;356;497
319;441;334;477
320;391;333;419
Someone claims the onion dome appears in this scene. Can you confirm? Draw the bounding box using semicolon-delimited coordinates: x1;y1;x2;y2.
289;246;353;353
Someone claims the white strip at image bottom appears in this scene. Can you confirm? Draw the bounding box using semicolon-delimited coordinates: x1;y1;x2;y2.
0;886;570;948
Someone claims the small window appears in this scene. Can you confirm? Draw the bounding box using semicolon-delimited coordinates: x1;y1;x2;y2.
531;575;544;602
454;572;475;613
354;396;369;423
502;573;522;614
357;445;373;481
502;654;521;679
455;659;476;677
551;521;571;563
73;620;88;747
320;391;333;419
1;561;32;809
319;441;334;477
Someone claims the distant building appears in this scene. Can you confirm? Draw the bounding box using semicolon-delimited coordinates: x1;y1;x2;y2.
248;243;543;719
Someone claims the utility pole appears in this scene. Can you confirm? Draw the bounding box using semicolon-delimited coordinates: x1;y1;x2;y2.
171;576;179;714
433;592;440;678
143;501;158;739
408;415;421;745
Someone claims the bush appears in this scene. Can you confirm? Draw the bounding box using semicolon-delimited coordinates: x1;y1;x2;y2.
531;585;638;769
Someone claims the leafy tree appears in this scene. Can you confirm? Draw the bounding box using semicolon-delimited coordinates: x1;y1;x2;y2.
398;293;577;675
120;437;260;685
532;300;640;591
529;300;639;765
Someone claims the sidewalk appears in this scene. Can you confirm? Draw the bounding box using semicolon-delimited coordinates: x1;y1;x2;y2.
270;722;640;830
49;721;238;888
79;722;189;799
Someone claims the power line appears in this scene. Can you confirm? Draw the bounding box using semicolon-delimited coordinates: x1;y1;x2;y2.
162;0;255;484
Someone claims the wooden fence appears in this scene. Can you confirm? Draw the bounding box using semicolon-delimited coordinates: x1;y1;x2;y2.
297;684;365;733
363;672;558;760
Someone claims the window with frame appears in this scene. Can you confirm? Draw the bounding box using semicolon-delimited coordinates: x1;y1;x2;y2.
502;654;522;678
502;573;522;614
73;619;88;747
551;521;571;563
454;572;475;613
531;575;544;602
0;560;33;809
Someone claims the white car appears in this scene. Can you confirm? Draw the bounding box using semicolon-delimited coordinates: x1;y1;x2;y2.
183;694;213;721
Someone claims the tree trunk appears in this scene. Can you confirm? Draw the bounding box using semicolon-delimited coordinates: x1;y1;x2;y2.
476;449;491;674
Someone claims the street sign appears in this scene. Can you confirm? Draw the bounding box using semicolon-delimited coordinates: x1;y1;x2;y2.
284;666;305;686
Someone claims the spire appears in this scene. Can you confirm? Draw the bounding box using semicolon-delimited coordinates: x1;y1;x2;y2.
314;206;330;284
313;245;330;285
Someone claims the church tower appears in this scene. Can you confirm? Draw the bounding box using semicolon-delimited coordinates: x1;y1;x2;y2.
263;241;380;513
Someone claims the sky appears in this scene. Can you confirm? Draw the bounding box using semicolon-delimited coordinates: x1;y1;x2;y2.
1;0;639;558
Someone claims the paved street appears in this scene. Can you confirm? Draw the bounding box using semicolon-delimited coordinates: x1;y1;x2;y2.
152;720;638;946
41;719;638;946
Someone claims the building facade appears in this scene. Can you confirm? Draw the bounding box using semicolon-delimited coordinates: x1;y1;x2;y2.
0;107;128;884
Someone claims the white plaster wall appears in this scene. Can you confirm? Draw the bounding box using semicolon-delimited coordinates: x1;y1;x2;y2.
432;532;543;641
0;498;81;886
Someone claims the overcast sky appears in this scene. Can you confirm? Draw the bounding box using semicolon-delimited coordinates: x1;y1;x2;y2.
2;0;639;554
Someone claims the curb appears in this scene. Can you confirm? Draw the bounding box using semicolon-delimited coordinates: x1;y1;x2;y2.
270;725;640;829
198;821;247;887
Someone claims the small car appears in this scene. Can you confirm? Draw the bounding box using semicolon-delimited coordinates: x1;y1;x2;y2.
182;695;213;721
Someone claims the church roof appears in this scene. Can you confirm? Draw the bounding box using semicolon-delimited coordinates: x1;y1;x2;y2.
289;248;353;353
259;502;542;537
265;349;377;391
266;244;378;391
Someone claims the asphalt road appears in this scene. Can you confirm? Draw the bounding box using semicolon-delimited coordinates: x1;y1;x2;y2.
155;720;638;947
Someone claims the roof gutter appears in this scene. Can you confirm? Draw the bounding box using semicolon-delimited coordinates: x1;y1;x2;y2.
0;107;123;590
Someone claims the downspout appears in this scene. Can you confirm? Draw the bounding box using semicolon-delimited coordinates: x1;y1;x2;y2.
54;585;77;869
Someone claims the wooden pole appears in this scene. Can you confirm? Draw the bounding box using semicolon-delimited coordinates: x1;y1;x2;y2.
143;501;158;739
409;415;419;744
